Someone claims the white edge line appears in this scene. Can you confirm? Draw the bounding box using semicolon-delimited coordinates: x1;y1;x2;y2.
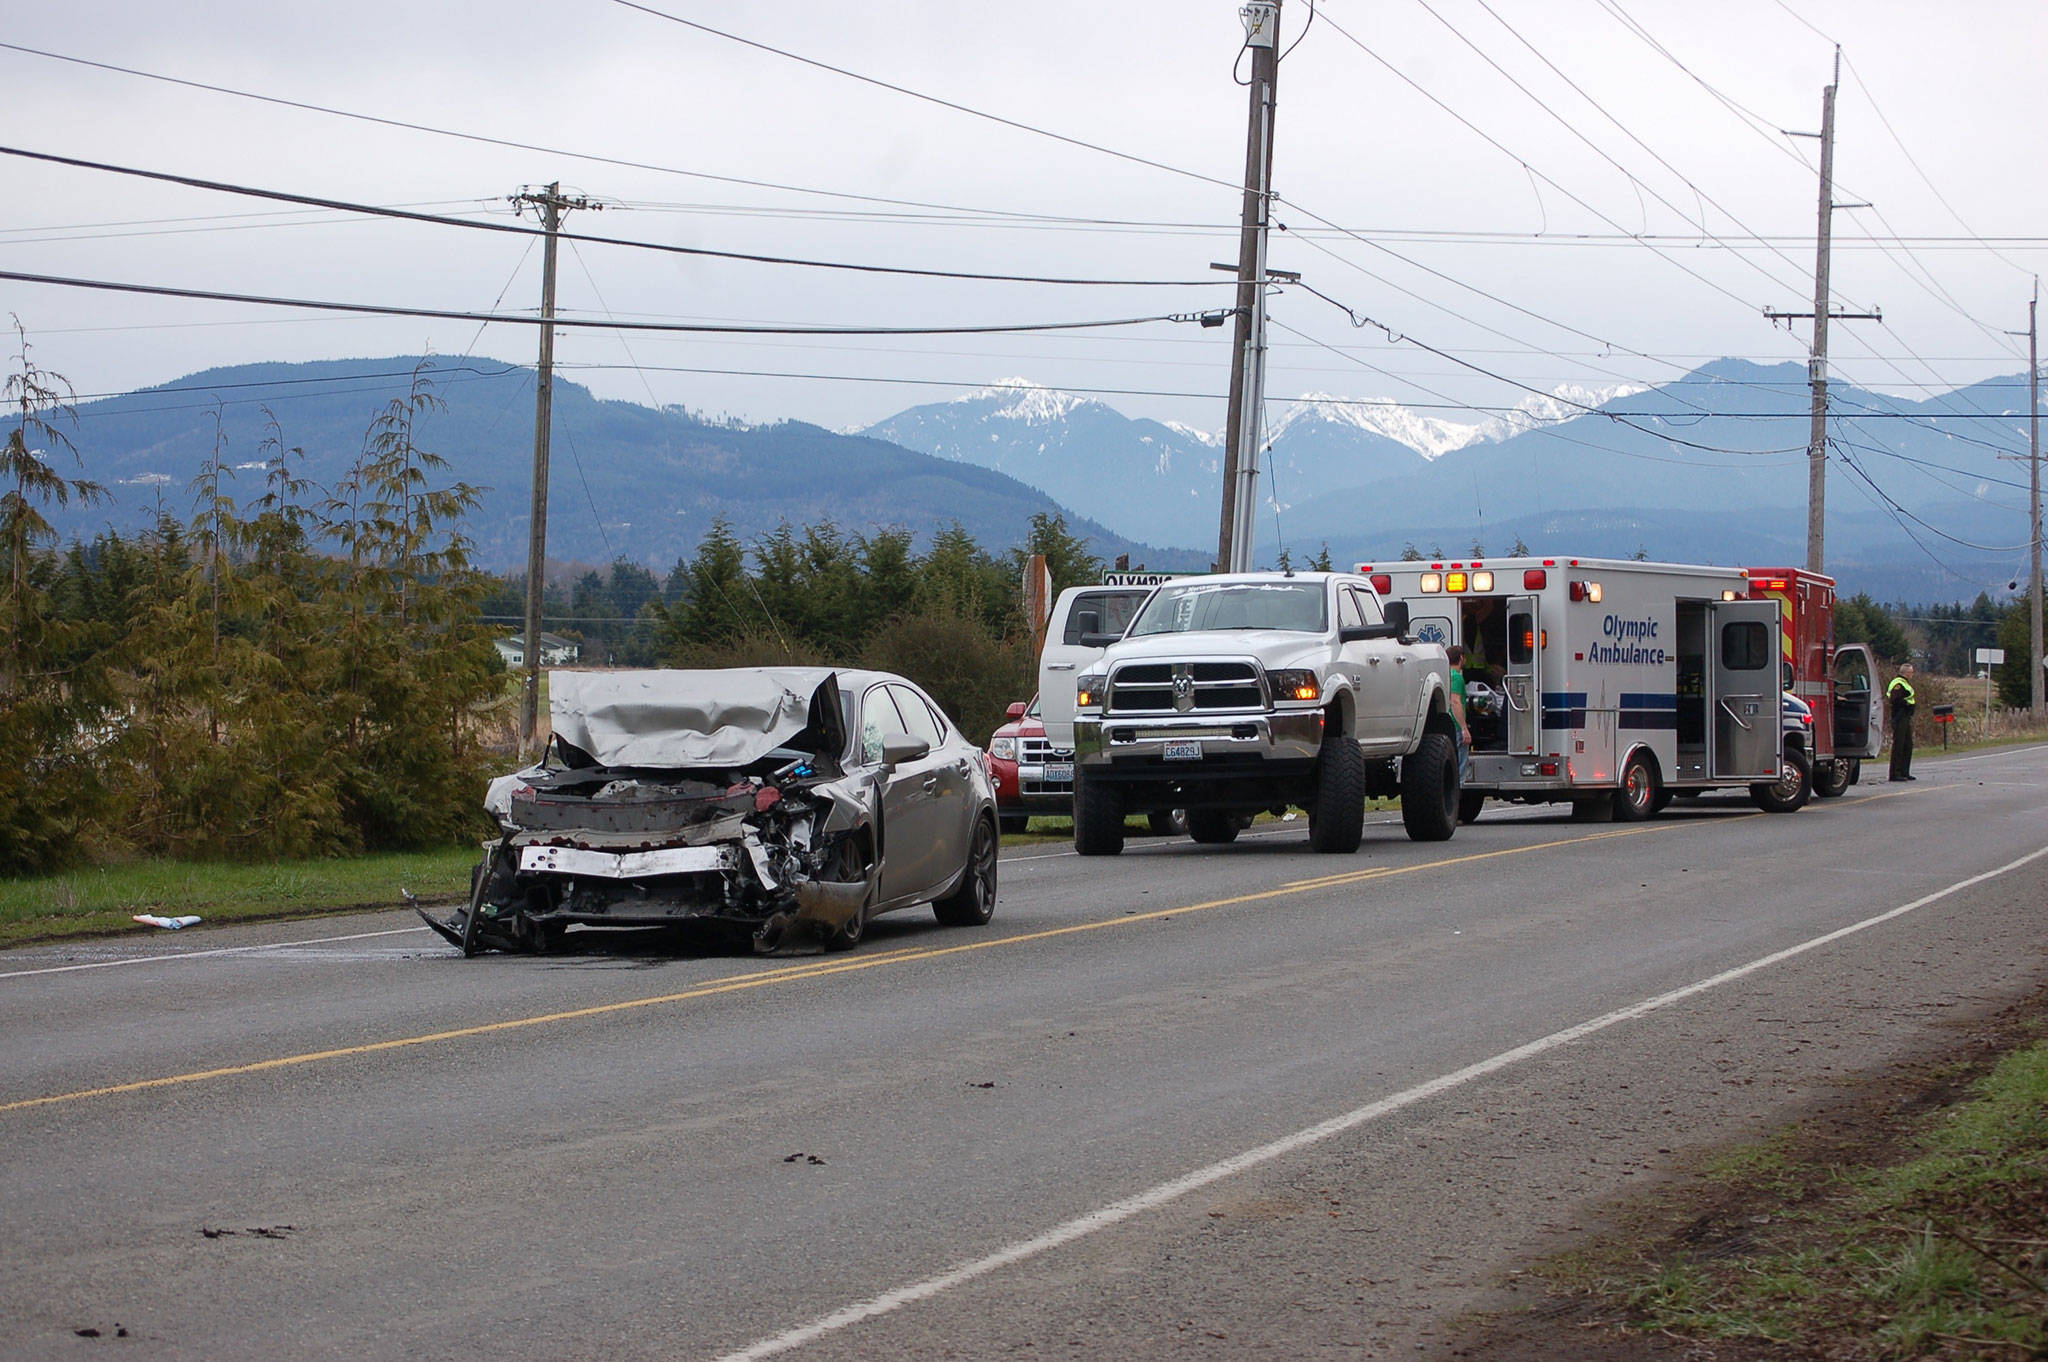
714;841;2048;1362
0;925;432;981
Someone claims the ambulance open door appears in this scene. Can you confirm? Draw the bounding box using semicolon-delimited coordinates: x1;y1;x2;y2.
1711;599;1781;780
1503;595;1540;755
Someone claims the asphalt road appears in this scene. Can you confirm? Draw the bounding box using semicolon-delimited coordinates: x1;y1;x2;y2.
3;745;2045;1361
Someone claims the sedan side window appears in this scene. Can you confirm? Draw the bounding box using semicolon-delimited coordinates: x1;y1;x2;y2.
887;684;945;748
861;686;909;764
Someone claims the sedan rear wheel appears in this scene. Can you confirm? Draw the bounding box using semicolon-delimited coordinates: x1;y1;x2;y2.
933;817;998;927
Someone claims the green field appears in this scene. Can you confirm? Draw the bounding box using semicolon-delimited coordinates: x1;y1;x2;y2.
0;847;479;948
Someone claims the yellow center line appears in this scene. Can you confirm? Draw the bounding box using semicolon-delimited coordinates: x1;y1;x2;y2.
1;821;1679;1116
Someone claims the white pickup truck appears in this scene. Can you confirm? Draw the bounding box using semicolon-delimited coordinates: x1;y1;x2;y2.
1068;571;1462;855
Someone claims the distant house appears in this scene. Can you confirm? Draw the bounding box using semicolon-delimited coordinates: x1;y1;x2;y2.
496;632;581;668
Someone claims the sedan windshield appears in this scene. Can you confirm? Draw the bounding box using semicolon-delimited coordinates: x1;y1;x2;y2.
1130;581;1327;635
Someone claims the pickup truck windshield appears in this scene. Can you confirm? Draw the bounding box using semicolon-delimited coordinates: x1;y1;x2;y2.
1129;581;1328;635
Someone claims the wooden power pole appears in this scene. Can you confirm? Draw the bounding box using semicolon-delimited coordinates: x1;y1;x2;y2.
2029;282;2042;713
1766;49;1877;577
1217;0;1281;574
511;182;598;755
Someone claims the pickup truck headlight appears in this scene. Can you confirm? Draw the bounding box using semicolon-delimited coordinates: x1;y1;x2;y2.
989;736;1018;761
1267;668;1321;703
1075;673;1105;709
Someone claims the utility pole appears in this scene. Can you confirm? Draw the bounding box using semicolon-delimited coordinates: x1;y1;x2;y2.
2033;282;2042;714
2024;282;2042;714
1765;48;1878;577
511;182;599;755
1217;0;1281;574
1997;281;2042;714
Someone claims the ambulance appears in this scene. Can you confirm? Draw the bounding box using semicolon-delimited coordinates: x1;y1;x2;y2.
1356;555;1810;821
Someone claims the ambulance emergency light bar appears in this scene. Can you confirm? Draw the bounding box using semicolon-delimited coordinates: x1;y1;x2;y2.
1356;561;1563;593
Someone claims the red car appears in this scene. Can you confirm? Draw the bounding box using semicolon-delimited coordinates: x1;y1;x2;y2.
986;695;1072;835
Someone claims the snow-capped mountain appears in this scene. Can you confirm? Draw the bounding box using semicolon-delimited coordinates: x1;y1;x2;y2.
862;378;1658;549
1266;393;1480;461
1467;382;1647;443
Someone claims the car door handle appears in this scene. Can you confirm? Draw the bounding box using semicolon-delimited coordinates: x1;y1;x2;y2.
1395;655;1408;664
922;775;939;792
1047;662;1076;671
1367;656;1382;665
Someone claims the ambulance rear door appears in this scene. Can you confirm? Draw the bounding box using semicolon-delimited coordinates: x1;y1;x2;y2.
1503;594;1541;755
1711;599;1782;779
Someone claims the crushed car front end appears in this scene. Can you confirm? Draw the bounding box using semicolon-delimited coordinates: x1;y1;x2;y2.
418;667;880;955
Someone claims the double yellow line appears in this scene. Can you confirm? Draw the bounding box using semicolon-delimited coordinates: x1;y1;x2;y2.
0;821;1679;1116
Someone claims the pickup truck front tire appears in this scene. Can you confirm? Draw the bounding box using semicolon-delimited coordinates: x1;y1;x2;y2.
1400;730;1459;842
1073;770;1126;856
1307;737;1367;853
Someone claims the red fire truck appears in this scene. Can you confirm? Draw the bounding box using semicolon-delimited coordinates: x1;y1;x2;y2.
1743;567;1884;796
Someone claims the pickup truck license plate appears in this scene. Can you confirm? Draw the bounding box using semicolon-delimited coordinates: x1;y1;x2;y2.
1043;762;1073;782
1162;740;1202;761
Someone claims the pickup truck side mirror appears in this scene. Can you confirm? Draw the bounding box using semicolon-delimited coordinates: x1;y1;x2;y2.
1005;701;1027;720
1382;600;1409;635
1078;632;1122;648
881;735;930;768
1340;623;1402;643
1074;608;1101;635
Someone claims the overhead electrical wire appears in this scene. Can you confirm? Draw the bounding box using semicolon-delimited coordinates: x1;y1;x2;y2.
0;40;1149;225
0;145;1229;289
0;267;1219;336
1274;291;1806;457
607;0;1241;195
1312;8;1792;319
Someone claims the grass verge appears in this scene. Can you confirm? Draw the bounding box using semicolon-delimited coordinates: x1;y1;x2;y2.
1478;991;2048;1361
0;847;480;948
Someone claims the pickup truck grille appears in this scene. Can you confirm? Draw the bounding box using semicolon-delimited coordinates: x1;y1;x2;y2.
1106;661;1264;714
1019;735;1074;792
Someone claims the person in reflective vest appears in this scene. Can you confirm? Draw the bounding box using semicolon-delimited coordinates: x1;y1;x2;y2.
1887;663;1917;781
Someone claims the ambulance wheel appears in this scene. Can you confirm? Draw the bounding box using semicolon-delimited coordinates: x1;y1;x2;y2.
1073;772;1125;856
1308;739;1367;853
1400;731;1459;842
1750;748;1812;813
1814;759;1851;799
1457;791;1486;825
1612;753;1660;822
1186;809;1241;844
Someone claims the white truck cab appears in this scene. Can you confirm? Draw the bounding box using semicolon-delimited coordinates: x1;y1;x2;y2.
1038;582;1159;750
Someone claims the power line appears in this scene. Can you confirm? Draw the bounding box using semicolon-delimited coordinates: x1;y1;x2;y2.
608;0;1241;195
0;144;1229;289
1313;8;1788;320
0;40;1149;224
0;267;1218;336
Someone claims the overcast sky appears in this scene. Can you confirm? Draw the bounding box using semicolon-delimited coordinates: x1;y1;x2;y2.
4;0;2042;435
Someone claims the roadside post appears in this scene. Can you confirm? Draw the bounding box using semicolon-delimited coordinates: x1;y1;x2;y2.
1975;648;2005;727
1932;702;1955;750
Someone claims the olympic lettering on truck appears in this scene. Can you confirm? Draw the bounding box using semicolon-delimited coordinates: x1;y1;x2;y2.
1588;613;1668;666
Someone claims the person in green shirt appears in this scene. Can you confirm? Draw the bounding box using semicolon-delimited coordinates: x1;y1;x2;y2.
1447;644;1472;782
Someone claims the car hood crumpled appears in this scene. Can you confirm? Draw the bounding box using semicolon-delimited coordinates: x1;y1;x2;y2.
549;667;841;769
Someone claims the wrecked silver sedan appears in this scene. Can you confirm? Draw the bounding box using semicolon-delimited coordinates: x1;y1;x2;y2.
419;667;1000;955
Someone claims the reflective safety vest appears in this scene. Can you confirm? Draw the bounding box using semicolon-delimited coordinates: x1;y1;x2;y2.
1888;675;1916;706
